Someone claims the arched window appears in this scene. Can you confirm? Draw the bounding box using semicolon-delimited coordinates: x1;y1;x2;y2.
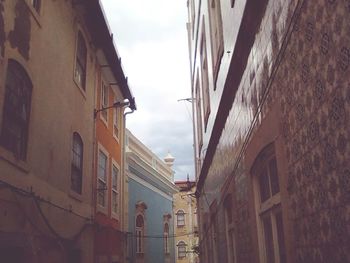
71;132;83;194
136;214;144;254
75;31;87;90
177;241;187;259
164;223;169;254
176;210;185;227
0;59;32;160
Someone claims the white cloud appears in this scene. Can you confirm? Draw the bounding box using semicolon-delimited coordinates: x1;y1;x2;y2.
101;0;195;181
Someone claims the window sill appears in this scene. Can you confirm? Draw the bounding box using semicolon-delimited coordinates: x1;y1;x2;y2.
99;114;109;128
69;189;83;202
113;132;119;143
0;147;30;173
111;211;119;221
96;203;108;215
73;77;87;100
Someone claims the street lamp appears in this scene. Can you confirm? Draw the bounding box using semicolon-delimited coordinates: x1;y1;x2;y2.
94;99;130;118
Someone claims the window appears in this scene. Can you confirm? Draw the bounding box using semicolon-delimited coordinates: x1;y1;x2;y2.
224;195;236;263
97;150;107;207
195;76;203;153
71;133;83;194
200;28;210;130
31;0;41;12
113;104;119;138
136;214;144;254
208;0;224;81
190;0;196;38
177;241;187;259
0;59;32;160
164;223;169;254
75;32;87;90
101;83;108;121
111;165;119;214
176;210;185;227
252;144;286;263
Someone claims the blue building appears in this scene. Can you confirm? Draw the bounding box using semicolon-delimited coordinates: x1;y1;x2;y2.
125;130;178;263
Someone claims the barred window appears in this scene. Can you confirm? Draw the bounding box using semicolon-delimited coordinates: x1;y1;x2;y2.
0;59;32;160
71;133;83;194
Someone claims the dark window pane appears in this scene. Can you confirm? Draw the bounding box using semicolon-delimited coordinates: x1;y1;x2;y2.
276;211;287;263
76;32;87;89
263;216;275;263
269;158;280;195
0;60;32;160
259;168;271;202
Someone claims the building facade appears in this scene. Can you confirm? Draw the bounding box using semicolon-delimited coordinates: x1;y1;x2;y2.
125;130;178;263
0;0;135;262
173;179;199;263
187;0;350;263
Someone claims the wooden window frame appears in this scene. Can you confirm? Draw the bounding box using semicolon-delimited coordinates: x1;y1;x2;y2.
252;144;286;263
71;132;83;194
177;241;187;259
176;210;185;227
207;0;224;85
74;31;87;91
111;163;119;215
97;149;108;208
200;25;211;130
100;82;109;123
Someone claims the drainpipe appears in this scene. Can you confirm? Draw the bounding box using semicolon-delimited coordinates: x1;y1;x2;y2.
122;107;134;263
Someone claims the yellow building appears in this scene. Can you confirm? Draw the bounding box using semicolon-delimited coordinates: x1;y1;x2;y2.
0;0;135;262
173;179;199;263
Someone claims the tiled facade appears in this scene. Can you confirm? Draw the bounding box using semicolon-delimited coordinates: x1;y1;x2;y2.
187;0;350;262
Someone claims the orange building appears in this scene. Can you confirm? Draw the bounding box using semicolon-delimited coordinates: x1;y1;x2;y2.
93;19;136;263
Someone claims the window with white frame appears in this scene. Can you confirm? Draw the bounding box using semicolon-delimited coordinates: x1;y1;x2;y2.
0;59;32;161
177;241;187;259
252;143;286;263
75;32;87;90
200;28;210;130
71;132;83;194
101;83;109;121
224;195;236;263
207;0;224;82
195;76;203;154
136;214;144;254
97;150;107;207
111;164;119;214
176;210;185;227
113;104;119;138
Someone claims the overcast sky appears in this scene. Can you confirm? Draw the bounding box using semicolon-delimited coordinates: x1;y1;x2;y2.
100;0;195;181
